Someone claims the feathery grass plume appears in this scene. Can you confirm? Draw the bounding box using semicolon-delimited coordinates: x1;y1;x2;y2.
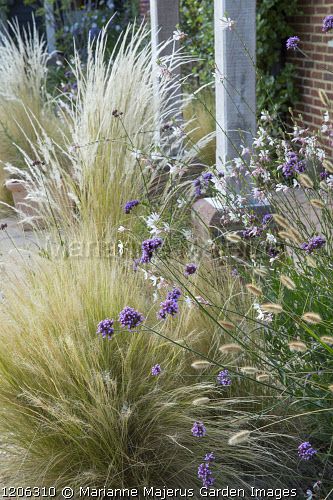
318;88;330;107
328;384;333;393
301;312;322;324
246;283;262;297
256;373;270;383
310;199;325;209
323;159;333;174
320;336;333;346
219;343;243;355
306;256;317;268
225;232;242;243
0;255;295;488
191;360;212;370
298;174;314;189
9;24;202;235
288;341;307;353
278;230;294;242
273;213;289;229
286;226;303;244
228;430;251;446
253;267;268;277
240;366;258;375
280;275;296;291
220;320;236;331
0;20;63;188
192;397;210;406
261;303;283;314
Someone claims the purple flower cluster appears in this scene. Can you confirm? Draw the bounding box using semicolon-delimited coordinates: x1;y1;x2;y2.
262;213;273;226
124;199;140;214
242;226;263;239
298;441;317;461
96;318;114;339
185;263;197;277
198;462;215;487
322;15;333;33
191;421;207;437
151;364;161;376
158;287;182;320
281;152;305;178
119;306;145;330
300;236;325;254
217;369;232;386
286;36;300;50
140;237;163;264
193;172;213;197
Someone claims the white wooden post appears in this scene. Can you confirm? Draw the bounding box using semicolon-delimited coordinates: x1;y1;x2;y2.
215;0;256;170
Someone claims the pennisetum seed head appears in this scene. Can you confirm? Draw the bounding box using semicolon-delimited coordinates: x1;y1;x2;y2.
225;232;242;243
191;360;212;370
323;159;333;174
220;320;235;331
273;214;289;229
253;267;268;278
246;283;262;297
240;366;258;375
280;275;296;290
192;397;210;406
261;303;283;314
298;173;314;189
288;340;307;353
219;343;243;354
228;430;251;446
306;256;317;269
256;372;270;383
301;312;322;324
328;384;333;393
310;199;325;209
320;336;333;345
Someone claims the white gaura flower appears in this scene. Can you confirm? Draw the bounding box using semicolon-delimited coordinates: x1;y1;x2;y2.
266;233;277;244
143;212;160;235
118;225;126;233
253;302;273;323
185;296;193;308
275;183;289;193
173;29;187;41
118;240;124;256
220;16;235;30
177;198;186;208
131;149;142;159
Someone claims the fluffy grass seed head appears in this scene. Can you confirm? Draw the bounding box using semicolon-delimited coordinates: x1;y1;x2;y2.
261;303;283;314
219;343;243;355
320;336;333;346
301;312;322;324
228;430;251;446
246;284;262;297
288;341;307;353
298;174;314;189
191;360;212;370
280;275;296;291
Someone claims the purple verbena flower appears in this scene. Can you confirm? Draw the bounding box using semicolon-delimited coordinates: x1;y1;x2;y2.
262;213;273;225
281;151;305;178
231;268;239;277
320;170;329;180
300;236;325;254
202;172;213;184
193;177;202;197
204;452;215;462
191;421;207;437
96;318;114;339
158;298;179;319
140;237;163;264
322;15;333;33
217;369;231;386
119;306;145;330
151;364;161;376
198;462;215;487
268;247;279;258
185;263;197;277
242;226;263;239
167;287;182;301
298;441;317;460
286;36;300;50
124;199;140;214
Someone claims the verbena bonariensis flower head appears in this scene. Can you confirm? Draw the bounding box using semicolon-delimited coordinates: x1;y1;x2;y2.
191;421;207;437
119;306;145;330
298;441;317;460
124;199;140;214
96;318;114;339
167;287;182;301
140;237;163;264
300;236;325;254
217;369;231;386
193;177;202;197
184;263;197;277
151;364;161;376
281;151;305;178
197;462;215;487
204;452;215;462
286;36;300;50
322;15;333;33
158;298;179;320
262;213;273;225
202;172;213;184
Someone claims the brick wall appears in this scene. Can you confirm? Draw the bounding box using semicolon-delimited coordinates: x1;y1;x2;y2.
287;1;333;130
139;0;150;19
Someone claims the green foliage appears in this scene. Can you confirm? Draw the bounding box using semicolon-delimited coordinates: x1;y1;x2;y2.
180;0;300;119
